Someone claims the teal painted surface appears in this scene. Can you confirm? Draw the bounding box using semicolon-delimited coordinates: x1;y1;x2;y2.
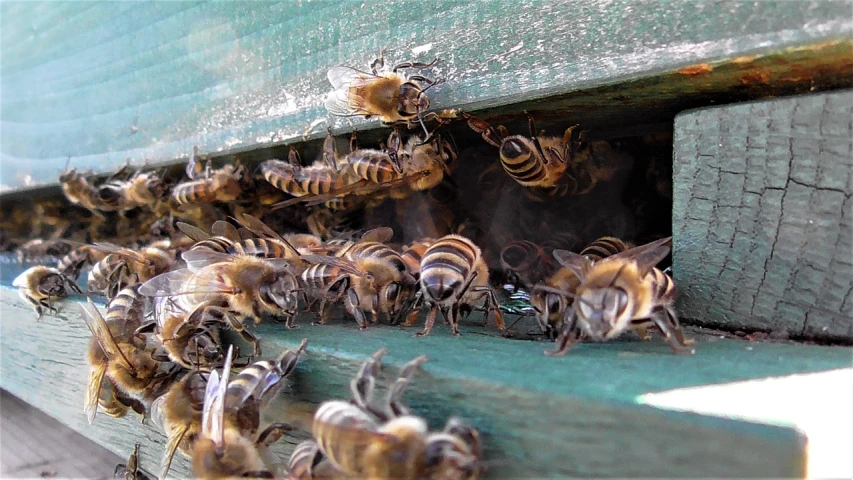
2;1;851;187
0;284;813;478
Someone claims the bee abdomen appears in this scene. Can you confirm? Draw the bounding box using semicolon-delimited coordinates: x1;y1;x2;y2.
192;237;233;253
500;139;545;185
650;268;676;303
581;237;630;261
313;401;376;473
349;152;398;184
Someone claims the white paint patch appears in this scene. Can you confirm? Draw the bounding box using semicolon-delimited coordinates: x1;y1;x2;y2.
411;42;433;56
638;368;853;479
506;41;524;55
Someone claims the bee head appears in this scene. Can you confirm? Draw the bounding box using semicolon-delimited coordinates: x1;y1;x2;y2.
575;288;629;340
398;82;429;117
39;273;68;298
259;274;298;315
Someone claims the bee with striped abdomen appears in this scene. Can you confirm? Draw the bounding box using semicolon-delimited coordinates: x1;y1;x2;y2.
465;112;627;198
404;234;506;337
12;266;81;319
296;349;482;480
171;148;246;206
87;243;173;297
544;237;695;355
191;341;307;479
151;370;210;479
531;236;631;339
98;168;167;212
79;298;179;416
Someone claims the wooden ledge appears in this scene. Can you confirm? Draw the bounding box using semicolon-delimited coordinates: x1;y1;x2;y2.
3;275;850;477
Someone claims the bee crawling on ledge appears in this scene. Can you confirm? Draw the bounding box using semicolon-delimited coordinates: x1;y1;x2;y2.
543;236;695;356
13;266;82;319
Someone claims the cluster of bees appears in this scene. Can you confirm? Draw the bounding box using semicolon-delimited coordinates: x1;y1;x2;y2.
7;51;690;479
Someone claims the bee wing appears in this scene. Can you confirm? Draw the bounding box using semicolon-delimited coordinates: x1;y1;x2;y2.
235;214;302;258
211;220;241;242
180;250;233;272
327;66;377;89
552;249;590;280
91;243;149;265
159;422;189;480
299;255;368;277
79;299;135;372
139;268;231;297
85;363;107;424
150;395;167;430
202;345;233;447
360;227;394;244
602;236;672;277
176;222;210;241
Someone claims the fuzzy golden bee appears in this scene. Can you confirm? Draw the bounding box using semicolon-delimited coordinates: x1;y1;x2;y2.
98;168;167;212
79;298;179;414
293;349;482;480
325;50;443;136
13;266;81;319
151;370;211;479
140;250;300;353
531;236;631;338
404;234;506;337
84;286;149;424
59;167;107;214
191;341;307;479
544;237;695;355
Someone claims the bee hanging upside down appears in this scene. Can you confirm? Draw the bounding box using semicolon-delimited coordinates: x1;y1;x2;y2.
543;236;695;356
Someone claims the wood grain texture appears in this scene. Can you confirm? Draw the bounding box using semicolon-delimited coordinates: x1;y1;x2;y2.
5;276;853;477
1;1;851;188
672;90;853;339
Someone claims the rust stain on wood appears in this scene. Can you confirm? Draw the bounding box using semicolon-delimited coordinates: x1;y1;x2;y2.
677;64;714;76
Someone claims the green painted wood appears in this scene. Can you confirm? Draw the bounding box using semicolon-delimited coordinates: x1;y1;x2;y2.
672;90;853;340
6;271;852;477
2;1;851;188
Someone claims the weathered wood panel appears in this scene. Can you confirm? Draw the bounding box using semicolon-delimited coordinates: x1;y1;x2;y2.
1;1;851;188
672;90;853;340
5;275;853;477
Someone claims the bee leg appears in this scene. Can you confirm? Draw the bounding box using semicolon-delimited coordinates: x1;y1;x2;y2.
25;295;44;320
383;355;427;418
414;305;439;337
651;306;695;355
391;56;438;72
370;49;386;74
224;311;261;356
345;289;368;329
448;304;462;336
351;349;384;413
545;310;582;356
257;422;296;447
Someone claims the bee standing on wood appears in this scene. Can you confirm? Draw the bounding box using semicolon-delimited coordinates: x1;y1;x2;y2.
171;147;246;206
12;266;81;319
530;236;631;338
404;234;507;337
290;349;482;480
544;237;695;355
325;50;445;137
114;444;153;480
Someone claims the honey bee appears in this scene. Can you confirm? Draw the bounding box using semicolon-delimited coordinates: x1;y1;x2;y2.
114;444;154;480
325;50;444;136
15;239;72;264
151;370;210;479
140;251;300;352
301;349;482;480
79;298;179;413
87;243;173;297
465;112;628;197
56;244;103;281
333;230;417;323
530;237;631;339
98;169;167;212
84;286;149;424
59;167;107;214
544;236;695;355
171;149;245;206
12;266;81;319
403;234;506;337
150;295;226;370
191;341;308;479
